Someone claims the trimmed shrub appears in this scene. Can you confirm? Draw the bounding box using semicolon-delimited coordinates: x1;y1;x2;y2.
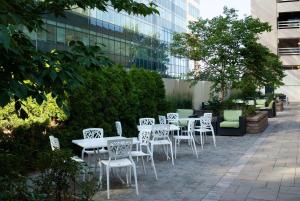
51;66;169;147
0;66;169;176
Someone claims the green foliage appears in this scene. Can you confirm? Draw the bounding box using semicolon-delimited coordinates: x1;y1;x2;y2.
167;94;193;112
129;68;170;118
0;175;41;201
243;105;256;117
0;0;158;112
0;94;67;131
171;7;283;101
49;66;169;148
35;149;80;201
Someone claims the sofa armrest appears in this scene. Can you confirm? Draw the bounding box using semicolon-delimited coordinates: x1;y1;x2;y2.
239;116;246;134
217;116;224;127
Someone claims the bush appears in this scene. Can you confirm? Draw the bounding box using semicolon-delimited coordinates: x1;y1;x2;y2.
0;65;169;181
50;66;169;148
167;94;193;112
0;94;67;132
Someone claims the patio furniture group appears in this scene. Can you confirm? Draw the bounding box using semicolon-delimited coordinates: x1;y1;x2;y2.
51;112;216;199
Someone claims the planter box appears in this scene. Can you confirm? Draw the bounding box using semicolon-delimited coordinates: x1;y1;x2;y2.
276;101;284;112
246;111;268;134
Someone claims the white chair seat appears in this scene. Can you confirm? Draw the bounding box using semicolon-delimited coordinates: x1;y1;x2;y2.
101;158;133;167
132;137;139;144
173;135;191;140
83;149;108;154
150;139;171;145
131;151;149;157
71;156;86;163
194;128;212;132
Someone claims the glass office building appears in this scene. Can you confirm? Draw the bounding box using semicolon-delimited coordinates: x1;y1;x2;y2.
25;0;200;78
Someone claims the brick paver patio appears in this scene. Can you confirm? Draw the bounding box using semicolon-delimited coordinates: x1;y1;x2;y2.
93;103;300;201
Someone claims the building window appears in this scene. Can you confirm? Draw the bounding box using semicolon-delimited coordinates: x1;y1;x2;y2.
189;4;200;18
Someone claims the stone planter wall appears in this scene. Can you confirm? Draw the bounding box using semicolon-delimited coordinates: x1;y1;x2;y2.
246;111;268;134
276;101;284;112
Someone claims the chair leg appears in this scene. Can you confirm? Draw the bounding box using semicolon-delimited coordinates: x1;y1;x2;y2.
174;139;177;159
106;166;110;199
129;166;132;185
98;163;103;188
211;127;216;147
151;144;154;160
192;137;198;158
126;167;129;185
132;163;139;195
141;157;146;175
169;142;174;166
200;132;203;150
150;155;158;180
81;149;85;160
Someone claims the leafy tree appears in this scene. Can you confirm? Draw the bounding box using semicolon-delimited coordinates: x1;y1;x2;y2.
171;7;280;101
0;0;158;113
236;42;285;96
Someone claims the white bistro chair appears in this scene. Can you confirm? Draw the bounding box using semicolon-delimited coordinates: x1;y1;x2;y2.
131;129;158;180
166;113;179;125
49;136;88;178
150;124;174;166
158;115;167;124
99;138;138;199
174;120;198;159
139;118;155;125
194;117;216;148
115;121;122;136
82;128;108;165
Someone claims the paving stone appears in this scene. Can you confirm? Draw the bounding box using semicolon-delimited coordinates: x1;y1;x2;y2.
91;104;300;201
247;188;278;200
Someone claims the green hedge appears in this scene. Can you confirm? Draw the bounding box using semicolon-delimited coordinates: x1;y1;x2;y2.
0;66;170;176
53;66;169;144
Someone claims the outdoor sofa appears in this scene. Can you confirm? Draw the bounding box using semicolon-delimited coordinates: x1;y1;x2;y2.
256;99;276;118
217;110;246;136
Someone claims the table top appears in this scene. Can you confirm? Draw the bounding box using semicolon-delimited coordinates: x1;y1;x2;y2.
137;124;180;131
72;136;138;149
178;117;201;121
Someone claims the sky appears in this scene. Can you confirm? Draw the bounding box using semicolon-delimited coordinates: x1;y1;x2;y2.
199;0;251;19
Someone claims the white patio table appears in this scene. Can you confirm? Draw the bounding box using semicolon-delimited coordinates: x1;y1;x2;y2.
137;124;180;134
72;136;138;171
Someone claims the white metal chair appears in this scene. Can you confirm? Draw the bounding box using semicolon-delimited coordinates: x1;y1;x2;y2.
139;118;155;125
150;124;174;165
82;128;108;165
166;113;179;125
49;136;88;178
115;121;122;136
194;117;216;148
203;113;212;121
99;139;138;199
158;115;167;124
173;120;198;159
131;129;158;180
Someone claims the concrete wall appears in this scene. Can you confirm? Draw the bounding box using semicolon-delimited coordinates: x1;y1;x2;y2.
251;0;300;102
163;78;212;110
251;0;278;54
276;70;300;102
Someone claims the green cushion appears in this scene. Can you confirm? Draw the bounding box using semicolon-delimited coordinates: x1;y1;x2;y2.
268;101;274;109
220;121;240;128
176;109;193;118
224;110;242;121
246;100;255;105
178;121;188;127
256;104;265;109
256;99;266;105
233;99;244;104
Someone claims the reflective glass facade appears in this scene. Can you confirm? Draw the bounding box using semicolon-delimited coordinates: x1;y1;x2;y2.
25;0;200;78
